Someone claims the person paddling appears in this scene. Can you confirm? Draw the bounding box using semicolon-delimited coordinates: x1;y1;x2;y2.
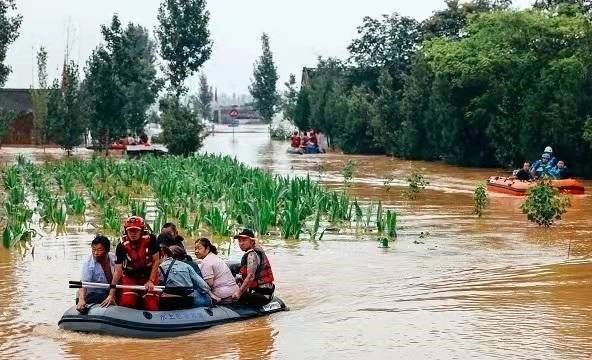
101;216;160;310
232;229;275;305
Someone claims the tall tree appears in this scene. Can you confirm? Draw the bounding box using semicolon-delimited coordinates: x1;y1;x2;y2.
84;15;161;150
348;13;421;84
101;16;162;134
281;73;298;123
30;47;50;146
0;0;22;87
49;62;85;155
156;0;212;154
249;33;280;124
84;45;126;152
196;73;213;121
156;0;212;95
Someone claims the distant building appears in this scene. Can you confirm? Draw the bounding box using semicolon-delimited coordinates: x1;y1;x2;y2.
0;89;35;145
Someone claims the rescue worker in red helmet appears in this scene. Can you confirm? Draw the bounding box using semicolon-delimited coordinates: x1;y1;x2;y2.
101;216;160;310
231;229;275;305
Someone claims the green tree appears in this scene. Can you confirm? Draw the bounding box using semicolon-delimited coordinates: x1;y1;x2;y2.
84;46;127;152
49;62;85;155
156;0;212;154
249;33;280;124
348;13;421;82
196;73;213;121
335;86;381;154
422;0;513;40
281;73;298;123
369;69;401;155
293;87;311;130
156;0;212;95
101;16;162;134
30;47;50;146
160;96;204;155
307;57;345;139
84;15;161;150
0;0;22;87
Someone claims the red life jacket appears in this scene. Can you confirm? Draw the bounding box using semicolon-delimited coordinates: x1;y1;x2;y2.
240;248;274;289
309;134;318;145
291;135;301;148
121;234;153;278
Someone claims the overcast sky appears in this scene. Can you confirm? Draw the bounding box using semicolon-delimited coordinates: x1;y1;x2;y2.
5;0;533;95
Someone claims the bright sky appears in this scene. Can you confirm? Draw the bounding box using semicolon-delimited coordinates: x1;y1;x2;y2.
5;0;533;94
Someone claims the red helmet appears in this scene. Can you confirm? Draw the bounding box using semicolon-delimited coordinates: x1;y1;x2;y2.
124;216;145;230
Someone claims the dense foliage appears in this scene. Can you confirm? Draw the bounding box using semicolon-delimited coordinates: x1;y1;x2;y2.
84;15;161;148
294;1;592;177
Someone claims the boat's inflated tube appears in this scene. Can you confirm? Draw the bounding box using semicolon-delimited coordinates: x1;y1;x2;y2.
58;297;287;338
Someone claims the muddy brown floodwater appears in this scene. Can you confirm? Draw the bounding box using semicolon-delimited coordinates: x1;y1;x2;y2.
1;124;592;359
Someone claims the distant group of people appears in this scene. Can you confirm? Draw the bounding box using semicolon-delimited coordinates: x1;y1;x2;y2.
76;217;275;313
514;146;573;181
116;133;150;147
290;129;327;154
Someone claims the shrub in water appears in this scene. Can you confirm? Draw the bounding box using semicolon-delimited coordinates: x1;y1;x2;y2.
404;170;429;200
520;179;571;227
473;184;489;217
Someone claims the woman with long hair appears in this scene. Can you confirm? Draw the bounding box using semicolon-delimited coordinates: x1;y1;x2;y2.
194;238;239;303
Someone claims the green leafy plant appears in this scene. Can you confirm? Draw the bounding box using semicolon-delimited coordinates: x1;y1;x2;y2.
521;179;571;227
341;160;356;186
473;183;489;217
404;170;429;200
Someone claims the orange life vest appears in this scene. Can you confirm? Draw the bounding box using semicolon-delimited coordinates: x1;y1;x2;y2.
240;248;274;289
121;234;153;278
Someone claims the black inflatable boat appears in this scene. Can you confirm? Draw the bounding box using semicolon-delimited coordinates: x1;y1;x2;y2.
58;297;287;338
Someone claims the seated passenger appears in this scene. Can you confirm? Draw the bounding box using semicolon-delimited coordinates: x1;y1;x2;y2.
301;133;309;148
550;160;572;180
194;238;239;303
231;229;275;306
290;131;301;148
76;235;116;312
531;153;553;179
159;245;213;310
157;233;202;277
158;222;185;248
515;162;533;181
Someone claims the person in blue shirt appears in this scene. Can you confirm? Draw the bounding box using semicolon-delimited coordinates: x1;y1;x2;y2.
530;153;554;179
76;236;116;312
158;245;214;310
549;160;573;179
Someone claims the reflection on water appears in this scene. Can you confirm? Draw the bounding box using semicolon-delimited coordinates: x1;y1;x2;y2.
0;124;591;359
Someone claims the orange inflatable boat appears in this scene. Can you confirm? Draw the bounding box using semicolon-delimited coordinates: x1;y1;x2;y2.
487;176;585;196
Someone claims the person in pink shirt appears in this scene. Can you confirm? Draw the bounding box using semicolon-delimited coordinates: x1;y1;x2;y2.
194;238;239;303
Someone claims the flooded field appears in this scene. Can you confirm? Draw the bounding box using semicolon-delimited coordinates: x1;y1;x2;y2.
1;124;591;359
